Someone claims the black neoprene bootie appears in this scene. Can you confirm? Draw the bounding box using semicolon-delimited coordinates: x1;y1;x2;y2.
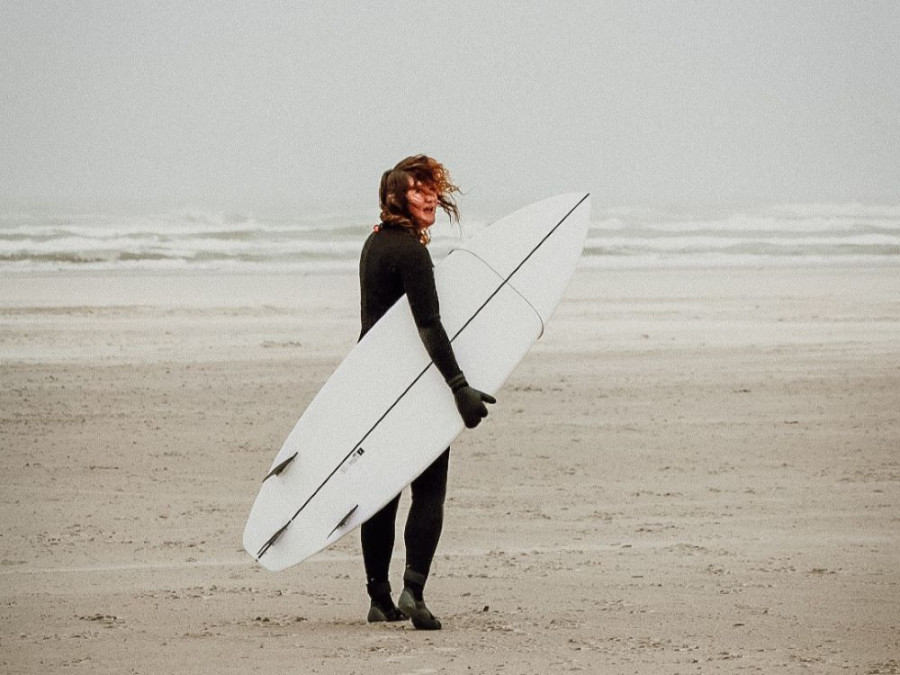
398;569;442;630
366;580;406;623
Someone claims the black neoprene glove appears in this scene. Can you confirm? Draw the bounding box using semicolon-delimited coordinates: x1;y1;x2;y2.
447;374;497;429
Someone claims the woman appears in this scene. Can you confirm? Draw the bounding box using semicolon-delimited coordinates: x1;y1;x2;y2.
358;155;495;630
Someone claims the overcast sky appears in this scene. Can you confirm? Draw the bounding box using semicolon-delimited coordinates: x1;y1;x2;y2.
2;1;898;214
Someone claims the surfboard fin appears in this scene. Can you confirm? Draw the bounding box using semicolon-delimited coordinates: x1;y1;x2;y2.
257;521;290;559
327;504;359;539
263;452;297;481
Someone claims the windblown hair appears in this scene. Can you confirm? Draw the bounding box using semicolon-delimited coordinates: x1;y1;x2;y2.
379;155;460;245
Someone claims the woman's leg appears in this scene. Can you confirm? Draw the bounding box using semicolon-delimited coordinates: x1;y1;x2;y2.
404;448;450;579
399;448;450;630
361;493;400;584
361;494;404;621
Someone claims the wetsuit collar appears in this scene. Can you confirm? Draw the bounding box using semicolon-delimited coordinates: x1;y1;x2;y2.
378;221;417;236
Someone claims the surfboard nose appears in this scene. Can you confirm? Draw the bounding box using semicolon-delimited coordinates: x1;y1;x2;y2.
459;193;591;323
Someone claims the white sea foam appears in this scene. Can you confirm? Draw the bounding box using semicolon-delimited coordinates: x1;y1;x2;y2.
1;203;897;272
771;203;900;219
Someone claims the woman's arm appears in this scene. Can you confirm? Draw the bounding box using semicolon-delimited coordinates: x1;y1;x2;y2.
399;244;495;428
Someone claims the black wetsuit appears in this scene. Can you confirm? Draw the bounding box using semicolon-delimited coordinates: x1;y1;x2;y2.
358;222;458;588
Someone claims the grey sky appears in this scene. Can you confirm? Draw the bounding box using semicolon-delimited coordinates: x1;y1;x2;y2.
2;1;898;214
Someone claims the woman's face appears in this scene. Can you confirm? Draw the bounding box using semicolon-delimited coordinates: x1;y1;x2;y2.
406;179;438;229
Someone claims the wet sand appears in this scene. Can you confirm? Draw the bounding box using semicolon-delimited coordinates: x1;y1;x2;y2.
1;266;898;674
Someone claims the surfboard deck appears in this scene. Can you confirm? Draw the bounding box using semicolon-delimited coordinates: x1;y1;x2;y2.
243;193;591;571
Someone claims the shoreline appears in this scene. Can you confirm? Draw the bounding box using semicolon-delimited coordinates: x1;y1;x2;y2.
3;256;899;276
2;260;898;304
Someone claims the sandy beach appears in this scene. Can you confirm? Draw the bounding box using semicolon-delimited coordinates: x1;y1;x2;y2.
1;265;898;674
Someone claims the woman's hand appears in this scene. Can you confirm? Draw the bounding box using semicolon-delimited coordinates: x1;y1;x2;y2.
448;375;497;428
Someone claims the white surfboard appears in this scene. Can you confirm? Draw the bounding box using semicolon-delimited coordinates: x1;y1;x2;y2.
243;193;591;571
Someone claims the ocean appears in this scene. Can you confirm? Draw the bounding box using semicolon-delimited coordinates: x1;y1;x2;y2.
1;203;898;273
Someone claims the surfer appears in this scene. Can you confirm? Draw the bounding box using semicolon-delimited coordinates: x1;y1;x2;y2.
358;155;496;630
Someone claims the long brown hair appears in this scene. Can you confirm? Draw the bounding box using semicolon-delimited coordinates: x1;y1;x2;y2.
378;155;460;245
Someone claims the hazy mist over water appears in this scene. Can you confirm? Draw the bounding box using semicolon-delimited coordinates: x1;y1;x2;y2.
2;1;899;216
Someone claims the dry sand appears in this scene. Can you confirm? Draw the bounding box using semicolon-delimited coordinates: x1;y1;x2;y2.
1;266;898;674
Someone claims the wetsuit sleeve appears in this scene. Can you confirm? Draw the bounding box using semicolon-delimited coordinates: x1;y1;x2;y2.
398;242;463;383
